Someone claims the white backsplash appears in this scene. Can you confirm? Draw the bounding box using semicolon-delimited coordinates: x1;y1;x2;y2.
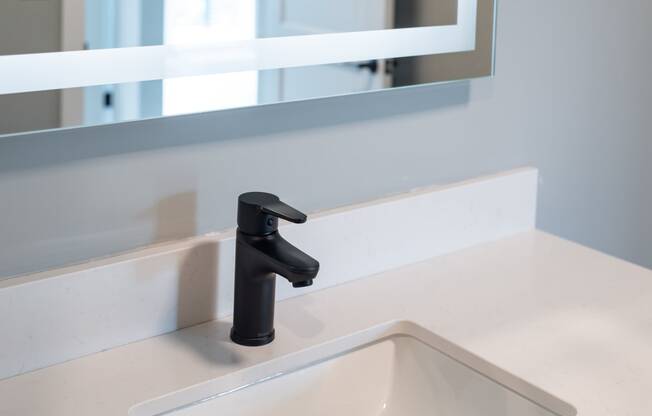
0;168;537;380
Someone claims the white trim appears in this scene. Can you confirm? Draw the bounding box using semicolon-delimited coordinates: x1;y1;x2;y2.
0;0;477;94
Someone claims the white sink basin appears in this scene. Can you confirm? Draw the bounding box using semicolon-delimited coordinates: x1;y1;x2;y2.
130;321;576;416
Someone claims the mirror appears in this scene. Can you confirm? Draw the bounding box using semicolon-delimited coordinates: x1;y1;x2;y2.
0;0;496;136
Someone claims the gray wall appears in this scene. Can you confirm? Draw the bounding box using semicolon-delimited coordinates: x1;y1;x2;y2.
1;0;651;279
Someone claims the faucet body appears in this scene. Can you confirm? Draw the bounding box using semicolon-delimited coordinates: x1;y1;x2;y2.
230;193;319;346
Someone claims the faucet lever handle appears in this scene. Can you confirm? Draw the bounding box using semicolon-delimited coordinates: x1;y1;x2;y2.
238;192;307;235
261;201;307;224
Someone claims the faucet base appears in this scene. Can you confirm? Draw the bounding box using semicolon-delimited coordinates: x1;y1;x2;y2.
230;327;275;347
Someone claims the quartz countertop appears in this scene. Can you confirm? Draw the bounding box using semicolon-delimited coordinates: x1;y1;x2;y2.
1;231;651;415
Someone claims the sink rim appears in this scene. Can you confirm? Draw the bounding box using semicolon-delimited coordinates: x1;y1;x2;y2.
129;320;577;416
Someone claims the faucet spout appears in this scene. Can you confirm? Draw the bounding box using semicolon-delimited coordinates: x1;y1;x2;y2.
246;232;319;284
230;193;320;347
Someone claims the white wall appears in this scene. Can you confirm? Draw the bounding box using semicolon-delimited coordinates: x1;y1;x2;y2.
0;0;651;278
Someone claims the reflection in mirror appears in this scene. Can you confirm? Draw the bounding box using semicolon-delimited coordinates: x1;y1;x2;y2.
0;0;496;136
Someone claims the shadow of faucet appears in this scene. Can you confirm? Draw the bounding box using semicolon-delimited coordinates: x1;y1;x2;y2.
150;192;198;243
142;192;242;364
177;241;219;329
172;240;244;365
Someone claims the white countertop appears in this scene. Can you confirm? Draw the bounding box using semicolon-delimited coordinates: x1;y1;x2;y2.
2;230;651;415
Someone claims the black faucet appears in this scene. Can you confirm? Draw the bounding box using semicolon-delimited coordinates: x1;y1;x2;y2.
230;192;320;346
